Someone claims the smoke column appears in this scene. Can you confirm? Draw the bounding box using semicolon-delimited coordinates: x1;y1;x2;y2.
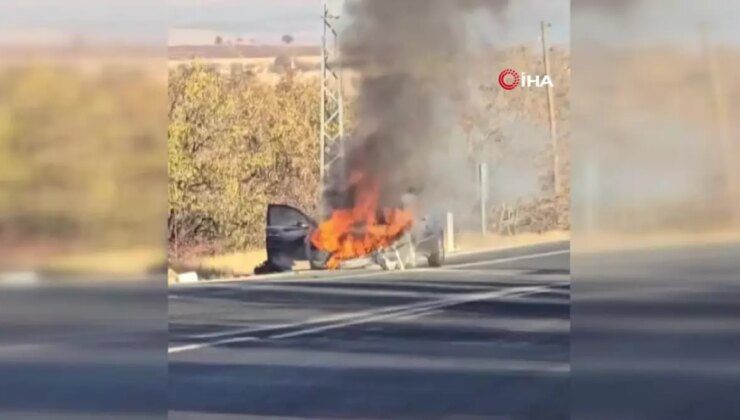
326;0;510;216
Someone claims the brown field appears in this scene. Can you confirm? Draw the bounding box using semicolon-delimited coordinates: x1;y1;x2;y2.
168;44;321;60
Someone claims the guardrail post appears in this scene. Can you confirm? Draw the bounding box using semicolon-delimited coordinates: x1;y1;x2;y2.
479;163;489;235
445;212;455;253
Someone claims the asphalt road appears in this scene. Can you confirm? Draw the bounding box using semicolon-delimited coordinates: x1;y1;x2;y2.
0;281;165;419
573;241;740;419
169;241;571;419
2;241;734;418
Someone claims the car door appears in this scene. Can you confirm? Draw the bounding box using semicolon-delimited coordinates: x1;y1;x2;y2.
266;204;316;271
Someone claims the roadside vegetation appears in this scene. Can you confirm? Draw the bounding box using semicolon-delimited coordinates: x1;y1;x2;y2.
0;64;165;273
168;63;321;260
168;48;572;275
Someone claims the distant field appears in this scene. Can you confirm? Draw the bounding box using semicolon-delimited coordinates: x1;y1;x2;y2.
168;55;323;85
168;55;321;70
168;44;321;60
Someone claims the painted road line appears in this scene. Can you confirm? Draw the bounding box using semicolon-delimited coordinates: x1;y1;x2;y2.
169;284;561;354
175;248;569;341
270;285;557;339
168;337;260;354
247;249;569;284
187;296;437;340
215;268;395;286
187;285;495;340
447;240;567;258
186;279;471;340
171;246;570;286
208;283;446;299
441;249;570;270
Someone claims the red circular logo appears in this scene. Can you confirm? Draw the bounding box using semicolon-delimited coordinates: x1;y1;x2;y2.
498;68;520;90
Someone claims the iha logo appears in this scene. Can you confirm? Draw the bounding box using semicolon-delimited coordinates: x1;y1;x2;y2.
498;68;553;90
498;68;520;90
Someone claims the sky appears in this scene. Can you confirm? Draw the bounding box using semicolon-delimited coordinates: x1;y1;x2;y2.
167;0;570;47
0;0;167;45
168;0;324;45
1;1;738;49
0;0;568;51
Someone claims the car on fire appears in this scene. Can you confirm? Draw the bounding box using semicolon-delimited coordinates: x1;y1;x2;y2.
261;204;445;273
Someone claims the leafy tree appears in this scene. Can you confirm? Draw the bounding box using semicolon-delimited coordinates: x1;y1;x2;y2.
168;64;320;257
0;65;165;251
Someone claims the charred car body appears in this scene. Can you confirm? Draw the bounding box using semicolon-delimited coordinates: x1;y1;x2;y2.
262;204;445;273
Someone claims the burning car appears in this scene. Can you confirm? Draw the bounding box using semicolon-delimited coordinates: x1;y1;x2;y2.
262;203;445;273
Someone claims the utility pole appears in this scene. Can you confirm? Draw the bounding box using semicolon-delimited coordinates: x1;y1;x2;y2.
701;25;739;225
541;21;561;196
320;0;344;184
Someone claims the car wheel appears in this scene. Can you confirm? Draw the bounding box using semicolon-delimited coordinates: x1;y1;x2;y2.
427;233;445;267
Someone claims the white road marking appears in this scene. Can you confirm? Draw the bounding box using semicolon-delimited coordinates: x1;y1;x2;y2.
185;271;560;341
430;268;531;276
269;285;555;340
245;249;569;284
448;242;568;258
168;337;260;354
171;247;569;286
290;269;404;282
203;269;395;286
187;280;467;340
183;290;490;341
188;297;438;340
393;309;445;321
169;248;570;353
441;249;570;270
207;283;445;299
169;284;562;354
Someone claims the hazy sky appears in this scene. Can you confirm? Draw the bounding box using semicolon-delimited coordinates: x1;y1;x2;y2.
168;0;322;45
1;1;737;48
167;0;570;46
0;0;167;45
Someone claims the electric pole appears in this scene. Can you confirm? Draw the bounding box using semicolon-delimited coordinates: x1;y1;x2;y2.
320;0;344;184
541;21;561;196
701;25;739;225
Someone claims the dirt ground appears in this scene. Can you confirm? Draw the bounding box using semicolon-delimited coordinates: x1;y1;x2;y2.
454;230;570;253
575;229;740;254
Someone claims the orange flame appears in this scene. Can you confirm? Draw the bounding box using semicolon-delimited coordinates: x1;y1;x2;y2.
310;172;413;269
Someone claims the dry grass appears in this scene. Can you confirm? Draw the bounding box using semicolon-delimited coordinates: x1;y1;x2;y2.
455;230;570;253
42;247;164;276
169;249;267;282
576;229;740;254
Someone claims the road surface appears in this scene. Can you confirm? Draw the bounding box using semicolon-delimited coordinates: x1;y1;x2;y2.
169;241;571;419
0;280;164;419
2;241;734;418
573;241;740;419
